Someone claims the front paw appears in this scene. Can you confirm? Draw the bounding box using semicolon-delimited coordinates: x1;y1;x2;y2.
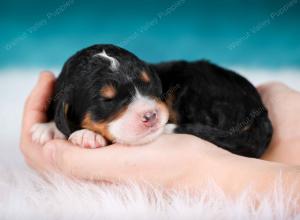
31;122;65;145
68;129;107;148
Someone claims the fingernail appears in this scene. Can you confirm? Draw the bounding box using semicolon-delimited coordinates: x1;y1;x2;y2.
38;71;54;82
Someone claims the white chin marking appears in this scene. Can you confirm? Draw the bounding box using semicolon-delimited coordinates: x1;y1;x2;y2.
94;49;119;71
163;123;177;134
31;122;65;145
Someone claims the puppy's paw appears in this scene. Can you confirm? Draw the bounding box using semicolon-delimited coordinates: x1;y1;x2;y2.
68;129;107;148
164;123;177;134
31;122;65;145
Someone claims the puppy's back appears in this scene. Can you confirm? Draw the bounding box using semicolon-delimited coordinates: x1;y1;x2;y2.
152;60;273;157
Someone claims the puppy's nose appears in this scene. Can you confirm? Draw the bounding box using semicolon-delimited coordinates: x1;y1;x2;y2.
142;110;157;127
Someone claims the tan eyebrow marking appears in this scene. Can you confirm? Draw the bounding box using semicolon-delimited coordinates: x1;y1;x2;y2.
100;84;117;99
139;71;151;83
81;107;128;143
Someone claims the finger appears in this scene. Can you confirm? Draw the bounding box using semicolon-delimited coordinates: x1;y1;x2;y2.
257;81;290;96
42;134;209;183
22;71;55;136
20;71;56;167
43;139;145;181
26;71;55;112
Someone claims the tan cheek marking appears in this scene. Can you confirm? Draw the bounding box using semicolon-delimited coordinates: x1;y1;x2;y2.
82;113;114;141
140;71;151;83
165;93;178;123
154;99;170;122
81;107;128;142
100;84;116;99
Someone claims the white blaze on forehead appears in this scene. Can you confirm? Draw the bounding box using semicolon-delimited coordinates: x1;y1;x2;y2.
94;50;119;71
130;88;157;110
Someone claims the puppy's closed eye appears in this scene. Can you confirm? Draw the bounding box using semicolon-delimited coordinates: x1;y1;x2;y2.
100;84;117;100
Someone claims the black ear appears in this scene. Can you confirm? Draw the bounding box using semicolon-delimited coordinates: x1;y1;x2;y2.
54;101;75;137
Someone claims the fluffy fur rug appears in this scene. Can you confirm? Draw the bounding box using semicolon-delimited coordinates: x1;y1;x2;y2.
0;69;300;219
1;165;299;220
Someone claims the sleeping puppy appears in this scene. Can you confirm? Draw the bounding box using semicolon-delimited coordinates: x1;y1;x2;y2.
31;44;272;158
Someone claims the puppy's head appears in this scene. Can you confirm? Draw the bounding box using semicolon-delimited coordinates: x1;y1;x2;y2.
78;45;169;145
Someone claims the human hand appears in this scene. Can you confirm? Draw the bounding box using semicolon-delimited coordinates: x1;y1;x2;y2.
20;72;57;173
21;74;298;195
257;82;300;164
20;71;87;173
20;71;233;187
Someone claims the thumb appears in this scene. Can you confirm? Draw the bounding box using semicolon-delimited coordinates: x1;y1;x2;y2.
43;139;86;176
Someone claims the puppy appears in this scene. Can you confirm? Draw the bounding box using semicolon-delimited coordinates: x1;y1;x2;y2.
31;44;272;157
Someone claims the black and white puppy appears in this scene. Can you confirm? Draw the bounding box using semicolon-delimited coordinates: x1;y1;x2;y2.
31;44;273;158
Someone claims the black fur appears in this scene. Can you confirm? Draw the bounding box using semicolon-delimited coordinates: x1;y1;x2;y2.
48;44;273;158
151;61;273;157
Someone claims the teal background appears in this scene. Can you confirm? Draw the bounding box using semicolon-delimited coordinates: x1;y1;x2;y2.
0;0;299;69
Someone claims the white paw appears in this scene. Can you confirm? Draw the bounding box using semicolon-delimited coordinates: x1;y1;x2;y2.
31;122;66;145
164;123;177;134
68;129;107;148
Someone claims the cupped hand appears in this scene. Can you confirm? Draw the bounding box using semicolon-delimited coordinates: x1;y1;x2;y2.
20;73;299;194
20;71;231;187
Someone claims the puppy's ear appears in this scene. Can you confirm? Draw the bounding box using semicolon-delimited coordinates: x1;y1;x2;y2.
55;101;75;137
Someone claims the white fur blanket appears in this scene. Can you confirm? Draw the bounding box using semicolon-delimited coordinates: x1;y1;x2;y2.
0;69;300;219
